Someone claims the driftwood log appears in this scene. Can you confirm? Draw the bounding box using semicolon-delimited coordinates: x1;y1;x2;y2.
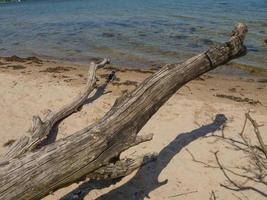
0;23;248;200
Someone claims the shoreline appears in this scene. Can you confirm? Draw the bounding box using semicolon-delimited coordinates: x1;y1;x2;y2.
1;54;267;79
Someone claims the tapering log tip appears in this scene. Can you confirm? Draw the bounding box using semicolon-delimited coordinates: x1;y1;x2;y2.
232;23;248;42
104;58;110;64
90;58;110;69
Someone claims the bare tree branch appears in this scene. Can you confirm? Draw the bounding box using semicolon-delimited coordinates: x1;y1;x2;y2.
1;59;110;160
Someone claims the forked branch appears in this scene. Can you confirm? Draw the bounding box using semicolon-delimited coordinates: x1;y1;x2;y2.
1;58;109;160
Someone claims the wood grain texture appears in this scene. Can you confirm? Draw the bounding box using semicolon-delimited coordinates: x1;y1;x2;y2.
0;23;247;200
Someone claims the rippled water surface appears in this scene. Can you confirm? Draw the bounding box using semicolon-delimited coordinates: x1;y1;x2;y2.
0;0;266;68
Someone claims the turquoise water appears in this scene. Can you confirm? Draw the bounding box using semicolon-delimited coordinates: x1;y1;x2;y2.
0;0;266;68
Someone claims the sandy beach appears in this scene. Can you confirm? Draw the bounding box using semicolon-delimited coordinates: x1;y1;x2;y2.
0;56;267;200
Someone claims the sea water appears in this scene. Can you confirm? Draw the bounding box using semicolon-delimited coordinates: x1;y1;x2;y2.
0;0;266;69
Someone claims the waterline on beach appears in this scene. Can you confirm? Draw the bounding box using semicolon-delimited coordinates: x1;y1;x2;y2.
0;0;266;70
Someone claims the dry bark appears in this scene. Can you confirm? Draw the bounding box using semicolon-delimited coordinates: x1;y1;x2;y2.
0;23;248;200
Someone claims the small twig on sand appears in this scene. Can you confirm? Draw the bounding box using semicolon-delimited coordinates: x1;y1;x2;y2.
214;151;267;197
221;123;226;138
244;112;267;159
232;192;249;200
214;151;240;189
209;190;217;200
239;112;267;172
186;148;217;168
240;112;248;136
168;190;198;198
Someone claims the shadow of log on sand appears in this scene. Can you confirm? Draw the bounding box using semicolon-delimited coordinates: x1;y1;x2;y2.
61;114;227;200
84;83;111;106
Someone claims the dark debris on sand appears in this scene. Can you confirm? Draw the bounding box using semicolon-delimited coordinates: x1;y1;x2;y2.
40;66;76;73
215;94;261;105
3;55;43;64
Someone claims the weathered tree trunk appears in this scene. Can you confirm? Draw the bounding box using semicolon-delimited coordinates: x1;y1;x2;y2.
0;23;247;200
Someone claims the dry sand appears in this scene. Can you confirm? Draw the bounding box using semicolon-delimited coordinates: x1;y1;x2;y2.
0;56;267;200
